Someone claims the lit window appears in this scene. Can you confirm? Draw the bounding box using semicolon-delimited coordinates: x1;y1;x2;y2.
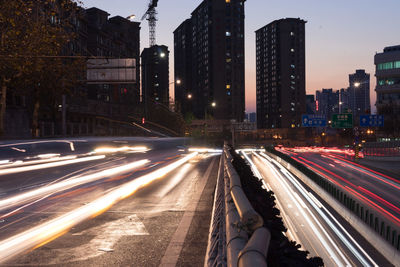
290;48;295;52
226;84;231;89
290;64;295;69
226;31;231;37
378;62;394;70
290;32;294;36
395;61;400;68
226;0;230;2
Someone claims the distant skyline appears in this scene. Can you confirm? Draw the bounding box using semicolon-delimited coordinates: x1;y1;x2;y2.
82;0;400;113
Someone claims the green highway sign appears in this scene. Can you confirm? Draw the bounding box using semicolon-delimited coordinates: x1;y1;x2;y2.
332;114;353;128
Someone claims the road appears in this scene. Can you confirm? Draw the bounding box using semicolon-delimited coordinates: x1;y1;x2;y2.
0;137;220;266
279;147;400;229
240;149;391;267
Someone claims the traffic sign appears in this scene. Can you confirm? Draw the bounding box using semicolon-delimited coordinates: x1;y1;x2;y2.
359;115;384;127
332;114;353;128
302;115;327;127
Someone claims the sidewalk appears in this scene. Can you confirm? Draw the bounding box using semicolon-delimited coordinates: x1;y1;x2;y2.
174;155;219;267
358;158;400;178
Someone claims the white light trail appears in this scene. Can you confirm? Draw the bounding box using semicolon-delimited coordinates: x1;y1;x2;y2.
259;152;377;266
0;152;197;263
0;157;146;212
252;153;348;266
93;146;149;154
0;155;105;176
188;147;222;153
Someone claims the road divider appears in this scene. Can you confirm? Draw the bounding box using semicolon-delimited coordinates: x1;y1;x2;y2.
206;145;268;267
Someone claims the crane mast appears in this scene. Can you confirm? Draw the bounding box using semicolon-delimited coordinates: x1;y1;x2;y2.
141;0;158;47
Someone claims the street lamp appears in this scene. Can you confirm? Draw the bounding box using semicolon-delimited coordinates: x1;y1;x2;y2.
187;93;192;99
211;101;216;108
126;14;136;21
160;52;166;58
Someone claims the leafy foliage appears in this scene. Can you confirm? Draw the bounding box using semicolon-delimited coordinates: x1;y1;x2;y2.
0;0;84;136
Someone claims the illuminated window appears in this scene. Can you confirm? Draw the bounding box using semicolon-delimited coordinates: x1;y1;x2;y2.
395;61;400;68
290;32;295;36
226;0;230;2
226;31;231;37
226;84;231;89
290;48;295;52
378;62;394;70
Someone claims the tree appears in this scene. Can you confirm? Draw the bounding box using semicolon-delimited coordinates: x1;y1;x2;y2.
0;0;84;136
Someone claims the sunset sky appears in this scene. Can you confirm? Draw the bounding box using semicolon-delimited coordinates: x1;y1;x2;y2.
82;0;399;113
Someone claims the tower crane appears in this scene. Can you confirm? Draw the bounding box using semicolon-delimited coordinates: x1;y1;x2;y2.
141;0;158;47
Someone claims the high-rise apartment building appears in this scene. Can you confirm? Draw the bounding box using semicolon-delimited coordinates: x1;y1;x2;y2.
174;0;246;121
348;69;370;119
306;95;316;115
173;19;193;116
86;8;141;105
256;18;306;129
339;88;350;113
375;45;400;133
141;45;170;107
315;89;339;120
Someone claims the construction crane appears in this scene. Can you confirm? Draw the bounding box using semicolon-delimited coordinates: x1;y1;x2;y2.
141;0;158;47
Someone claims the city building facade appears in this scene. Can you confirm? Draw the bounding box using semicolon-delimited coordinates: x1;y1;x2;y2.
315;89;339;120
141;45;170;107
173;19;193;117
174;0;246;121
86;8;141;107
256;18;306;129
339;88;350;113
375;45;400;133
348;69;370;119
306;94;316;115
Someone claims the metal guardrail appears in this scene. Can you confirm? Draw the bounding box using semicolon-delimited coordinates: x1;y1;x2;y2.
205;145;270;267
205;154;227;267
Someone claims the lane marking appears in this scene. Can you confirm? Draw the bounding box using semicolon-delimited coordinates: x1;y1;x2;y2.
159;157;216;267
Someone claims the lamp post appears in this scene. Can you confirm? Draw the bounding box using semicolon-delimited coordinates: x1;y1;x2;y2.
204;101;216;137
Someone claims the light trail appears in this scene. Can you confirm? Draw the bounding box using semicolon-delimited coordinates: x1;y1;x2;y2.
0;158;147;213
290;156;400;226
327;153;400;185
249;152;348;266
93;146;149;154
188;147;223;153
0;152;197;263
0;155;78;170
0;155;105;176
257;152;378;266
291;154;400;225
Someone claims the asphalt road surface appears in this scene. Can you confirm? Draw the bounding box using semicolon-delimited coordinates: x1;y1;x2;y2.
0;137;219;266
